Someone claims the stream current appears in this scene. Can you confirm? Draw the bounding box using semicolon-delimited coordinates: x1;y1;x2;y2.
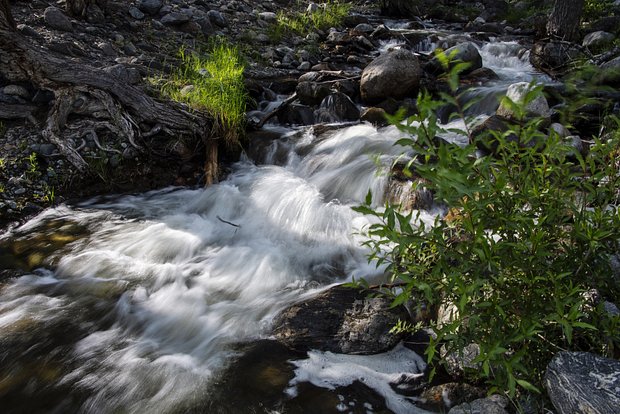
0;36;546;413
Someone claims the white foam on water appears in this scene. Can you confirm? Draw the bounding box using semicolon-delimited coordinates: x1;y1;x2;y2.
286;343;432;414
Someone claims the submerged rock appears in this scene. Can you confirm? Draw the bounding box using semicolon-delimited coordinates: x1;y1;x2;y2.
545;351;620;414
272;285;410;354
315;92;360;123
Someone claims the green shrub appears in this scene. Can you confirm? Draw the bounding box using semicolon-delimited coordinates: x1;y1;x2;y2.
583;0;616;21
159;39;247;145
271;0;351;40
353;63;620;399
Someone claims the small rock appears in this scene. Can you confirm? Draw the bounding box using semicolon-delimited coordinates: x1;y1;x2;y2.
207;10;227;27
296;81;332;106
549;122;570;138
418;383;486;412
307;2;319;13
13;188;26;196
448;395;509;414
297;61;312;71
128;6;145;20
97;42;117;56
361;107;388;126
38;144;57;156
354;23;374;33
180;85;195;96
161;12;191;26
138;0;163;15
258;12;277;22
43;7;73;32
123;42;138;56
496;82;551;120
428;42;482;75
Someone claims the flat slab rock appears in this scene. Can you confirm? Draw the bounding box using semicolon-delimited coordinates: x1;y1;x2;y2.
272;285;409;354
545;351;620;414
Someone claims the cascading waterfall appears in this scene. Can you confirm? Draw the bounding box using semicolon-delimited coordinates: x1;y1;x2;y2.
0;120;440;412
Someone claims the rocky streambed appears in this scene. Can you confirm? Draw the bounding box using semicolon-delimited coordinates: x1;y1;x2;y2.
1;0;620;413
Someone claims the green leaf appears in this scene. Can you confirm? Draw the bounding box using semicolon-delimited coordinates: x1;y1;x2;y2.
516;379;541;394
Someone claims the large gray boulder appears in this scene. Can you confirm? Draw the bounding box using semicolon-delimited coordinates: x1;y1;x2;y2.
272;285;410;354
545;351;620;414
360;48;421;104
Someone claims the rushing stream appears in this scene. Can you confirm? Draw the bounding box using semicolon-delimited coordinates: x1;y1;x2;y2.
1;35;547;413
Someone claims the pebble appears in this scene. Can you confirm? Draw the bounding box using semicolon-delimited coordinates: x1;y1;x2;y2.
129;6;146;20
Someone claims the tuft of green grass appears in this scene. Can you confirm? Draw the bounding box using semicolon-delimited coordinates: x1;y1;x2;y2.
160;39;247;145
271;1;352;40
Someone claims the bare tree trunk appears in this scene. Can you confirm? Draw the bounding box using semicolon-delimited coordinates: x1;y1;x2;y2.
204;137;219;185
547;0;584;42
0;1;211;174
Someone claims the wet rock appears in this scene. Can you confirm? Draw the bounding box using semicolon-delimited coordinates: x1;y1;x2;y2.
545;351;620;414
43;7;73;32
360;48;421;104
418;383;486;412
361;107;388;126
278;104;315;126
296;81;332;106
496;82;550;120
315;92;360;123
448;395;510;414
272;285;410;354
138;0;163;15
353;23;374;33
583;31;615;50
427;42;482;75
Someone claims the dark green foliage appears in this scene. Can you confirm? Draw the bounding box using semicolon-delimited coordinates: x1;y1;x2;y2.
353;61;620;398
